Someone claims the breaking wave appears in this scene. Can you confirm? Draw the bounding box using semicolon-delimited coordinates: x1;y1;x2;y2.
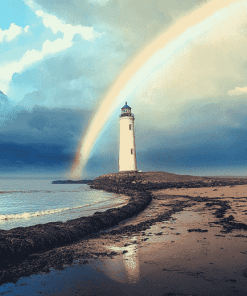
0;195;125;221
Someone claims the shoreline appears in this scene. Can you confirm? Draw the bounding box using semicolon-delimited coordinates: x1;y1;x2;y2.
0;174;152;274
1;171;247;291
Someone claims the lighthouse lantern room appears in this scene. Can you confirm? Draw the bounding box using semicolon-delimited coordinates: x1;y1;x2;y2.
119;102;137;172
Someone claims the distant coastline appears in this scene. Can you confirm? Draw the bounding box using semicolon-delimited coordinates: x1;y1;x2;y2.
52;179;93;184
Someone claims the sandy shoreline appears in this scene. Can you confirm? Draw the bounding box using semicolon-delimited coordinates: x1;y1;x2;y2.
1;172;247;295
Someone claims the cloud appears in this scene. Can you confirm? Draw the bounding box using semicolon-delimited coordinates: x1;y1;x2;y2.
35;10;96;40
0;105;93;174
31;0;205;30
4;0;247;178
6;0;214;103
9;31;128;108
2;92;247;177
24;25;30;33
0;23;29;43
18;90;46;108
20;0;247;113
0;91;17;127
42;38;71;55
0;106;91;148
0;9;99;94
88;0;111;5
227;86;247;96
35;9;98;56
7;2;247;110
35;9;98;58
0;49;43;93
30;0;211;57
124;1;247;130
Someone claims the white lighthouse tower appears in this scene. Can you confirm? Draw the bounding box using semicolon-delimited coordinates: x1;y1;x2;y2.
119;102;137;172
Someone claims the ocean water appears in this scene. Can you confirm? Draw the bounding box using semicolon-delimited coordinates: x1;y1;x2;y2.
0;179;129;230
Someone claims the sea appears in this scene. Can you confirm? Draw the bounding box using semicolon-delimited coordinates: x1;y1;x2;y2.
0;179;129;231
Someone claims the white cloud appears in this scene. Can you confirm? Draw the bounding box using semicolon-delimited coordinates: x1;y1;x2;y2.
0;49;43;93
88;0;111;6
0;23;29;43
24;25;30;33
35;10;96;41
42;38;71;55
35;10;62;34
227;87;247;96
34;10;98;56
23;0;35;9
0;10;99;93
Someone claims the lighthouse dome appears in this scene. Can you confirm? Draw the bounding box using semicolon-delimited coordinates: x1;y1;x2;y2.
120;101;134;118
121;102;131;109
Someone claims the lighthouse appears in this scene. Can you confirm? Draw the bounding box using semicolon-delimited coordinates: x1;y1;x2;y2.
119;102;137;172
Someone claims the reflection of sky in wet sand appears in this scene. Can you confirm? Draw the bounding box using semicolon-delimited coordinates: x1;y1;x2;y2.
96;258;126;284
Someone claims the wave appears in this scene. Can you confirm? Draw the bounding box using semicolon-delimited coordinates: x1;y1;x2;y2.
0;189;83;194
0;195;127;221
0;190;43;194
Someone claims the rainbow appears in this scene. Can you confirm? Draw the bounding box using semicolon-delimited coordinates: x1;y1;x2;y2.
69;0;238;178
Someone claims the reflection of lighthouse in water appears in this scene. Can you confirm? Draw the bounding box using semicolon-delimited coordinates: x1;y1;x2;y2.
119;102;137;172
122;241;140;283
100;237;140;284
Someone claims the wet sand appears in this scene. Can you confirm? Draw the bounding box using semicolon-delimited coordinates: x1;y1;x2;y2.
1;181;247;295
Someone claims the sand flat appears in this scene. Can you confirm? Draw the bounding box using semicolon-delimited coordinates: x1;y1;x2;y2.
2;183;247;295
77;184;247;295
155;184;247;198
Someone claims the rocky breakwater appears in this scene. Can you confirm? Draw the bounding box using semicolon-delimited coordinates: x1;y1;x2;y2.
0;173;151;268
90;172;152;224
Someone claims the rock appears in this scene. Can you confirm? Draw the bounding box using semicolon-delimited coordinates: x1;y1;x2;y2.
187;229;208;233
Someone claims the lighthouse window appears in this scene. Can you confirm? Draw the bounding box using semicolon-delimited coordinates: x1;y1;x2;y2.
129;124;132;130
131;149;134;154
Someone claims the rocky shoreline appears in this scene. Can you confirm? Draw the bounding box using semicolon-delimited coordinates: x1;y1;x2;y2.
0;173;152;269
2;171;247;287
91;171;247;191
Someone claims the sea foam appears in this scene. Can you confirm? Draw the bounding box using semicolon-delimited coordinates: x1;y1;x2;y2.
0;195;123;221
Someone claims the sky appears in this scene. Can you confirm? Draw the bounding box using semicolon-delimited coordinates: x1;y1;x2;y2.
1;0;247;179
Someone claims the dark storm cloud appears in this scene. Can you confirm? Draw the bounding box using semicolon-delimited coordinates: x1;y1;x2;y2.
86;153;118;176
0;106;91;172
137;142;247;174
0;91;15;124
132;97;247;175
135;116;247;174
18;90;46;107
0;106;90;145
2;92;247;176
0;141;71;171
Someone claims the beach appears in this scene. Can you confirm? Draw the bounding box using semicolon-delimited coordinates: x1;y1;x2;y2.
1;172;247;295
